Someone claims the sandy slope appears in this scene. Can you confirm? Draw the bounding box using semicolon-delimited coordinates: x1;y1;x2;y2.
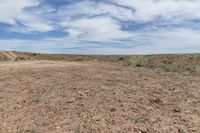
0;61;200;133
0;52;17;61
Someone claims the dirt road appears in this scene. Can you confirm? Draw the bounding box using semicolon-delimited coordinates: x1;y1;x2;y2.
1;52;17;61
0;61;200;132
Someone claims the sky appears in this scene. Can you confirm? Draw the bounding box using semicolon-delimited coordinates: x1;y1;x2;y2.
0;0;200;55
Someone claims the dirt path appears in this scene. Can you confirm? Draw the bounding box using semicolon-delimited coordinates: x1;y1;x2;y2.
1;51;17;61
0;61;200;133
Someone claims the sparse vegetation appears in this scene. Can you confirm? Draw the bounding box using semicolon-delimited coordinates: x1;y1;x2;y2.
163;65;180;73
32;53;37;56
195;66;200;74
118;56;125;61
126;56;148;67
15;56;25;61
2;52;200;76
1;60;200;132
0;55;9;61
74;57;85;61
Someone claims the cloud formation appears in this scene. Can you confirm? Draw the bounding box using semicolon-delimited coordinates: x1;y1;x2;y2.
0;0;200;54
0;0;38;24
113;0;200;22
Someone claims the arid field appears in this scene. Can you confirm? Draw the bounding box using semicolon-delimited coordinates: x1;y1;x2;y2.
0;52;200;132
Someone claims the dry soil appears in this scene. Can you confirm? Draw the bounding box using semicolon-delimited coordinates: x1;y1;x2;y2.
0;61;200;133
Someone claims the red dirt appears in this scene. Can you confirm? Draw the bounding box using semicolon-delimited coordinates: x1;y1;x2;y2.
0;61;200;133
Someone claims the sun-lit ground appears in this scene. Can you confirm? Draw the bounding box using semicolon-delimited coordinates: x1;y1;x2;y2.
0;60;200;132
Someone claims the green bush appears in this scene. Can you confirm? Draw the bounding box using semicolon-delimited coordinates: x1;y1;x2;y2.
118;57;125;61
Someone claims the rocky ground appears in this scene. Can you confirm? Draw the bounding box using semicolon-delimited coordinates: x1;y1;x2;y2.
0;61;200;133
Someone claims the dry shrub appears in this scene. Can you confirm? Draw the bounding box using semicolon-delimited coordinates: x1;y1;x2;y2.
127;56;148;67
0;55;9;61
15;57;25;61
163;65;179;73
195;66;200;74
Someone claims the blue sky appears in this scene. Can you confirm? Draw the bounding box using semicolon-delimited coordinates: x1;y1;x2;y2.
0;0;200;54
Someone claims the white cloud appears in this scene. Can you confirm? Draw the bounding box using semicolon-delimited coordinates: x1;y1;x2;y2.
61;17;134;41
147;28;200;51
0;0;54;32
57;1;137;42
1;28;200;54
113;0;200;22
12;12;54;32
56;0;200;44
0;0;38;24
59;1;135;21
0;0;200;54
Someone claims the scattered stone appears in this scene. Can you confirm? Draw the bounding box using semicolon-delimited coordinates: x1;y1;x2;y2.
117;99;122;102
177;126;187;133
66;99;75;103
173;107;181;113
149;97;163;104
110;108;117;112
25;129;38;133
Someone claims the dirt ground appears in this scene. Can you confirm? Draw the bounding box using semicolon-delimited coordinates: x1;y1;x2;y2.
0;61;200;133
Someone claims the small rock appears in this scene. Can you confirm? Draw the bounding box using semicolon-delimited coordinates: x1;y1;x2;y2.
177;126;187;133
67;99;75;103
117;99;122;102
173;107;181;113
110;108;117;112
149;97;163;104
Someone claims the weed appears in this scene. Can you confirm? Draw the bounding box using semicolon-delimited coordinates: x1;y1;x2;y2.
126;56;148;67
74;57;85;61
118;57;125;61
163;65;179;73
195;66;200;74
32;98;41;104
15;57;25;61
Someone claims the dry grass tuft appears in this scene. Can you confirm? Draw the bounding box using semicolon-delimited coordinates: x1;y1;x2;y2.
126;56;148;67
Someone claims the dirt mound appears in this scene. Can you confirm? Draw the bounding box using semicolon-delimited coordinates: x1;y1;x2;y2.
0;61;200;132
